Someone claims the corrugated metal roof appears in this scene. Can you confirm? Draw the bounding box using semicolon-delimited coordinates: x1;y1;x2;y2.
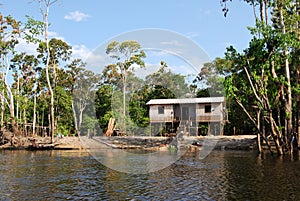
146;97;225;105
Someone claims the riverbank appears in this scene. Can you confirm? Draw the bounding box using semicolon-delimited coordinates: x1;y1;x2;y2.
0;135;84;150
80;135;257;152
0;134;257;151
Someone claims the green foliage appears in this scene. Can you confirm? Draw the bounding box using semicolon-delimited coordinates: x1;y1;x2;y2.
81;114;98;133
211;0;300;141
24;15;44;44
95;85;113;129
102;40;146;131
37;38;72;66
103;40;146;87
0;14;20;56
145;61;189;98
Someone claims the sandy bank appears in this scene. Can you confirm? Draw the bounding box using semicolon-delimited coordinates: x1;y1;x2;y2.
0;135;257;151
79;135;257;151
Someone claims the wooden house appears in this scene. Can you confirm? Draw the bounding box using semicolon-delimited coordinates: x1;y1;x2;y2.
146;97;226;136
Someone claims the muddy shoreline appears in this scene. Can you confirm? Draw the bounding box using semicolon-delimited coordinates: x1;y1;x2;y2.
0;135;258;151
78;135;258;152
0;135;84;150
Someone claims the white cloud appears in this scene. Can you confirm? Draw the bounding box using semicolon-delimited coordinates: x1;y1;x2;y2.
72;44;91;60
15;37;38;55
48;31;65;40
83;50;114;73
14;31;66;55
64;11;90;22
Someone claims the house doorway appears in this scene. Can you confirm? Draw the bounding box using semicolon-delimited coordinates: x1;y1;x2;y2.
181;106;189;120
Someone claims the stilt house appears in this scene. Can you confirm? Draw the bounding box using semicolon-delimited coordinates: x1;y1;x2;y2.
146;97;226;136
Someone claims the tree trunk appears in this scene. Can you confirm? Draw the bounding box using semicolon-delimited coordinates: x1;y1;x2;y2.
279;1;293;149
16;76;19;130
33;92;37;136
122;71;127;131
71;101;78;133
7;82;18;135
264;0;268;25
256;110;262;154
0;90;4;131
296;0;300;148
23;108;26;136
297;68;300;145
40;0;55;143
2;57;19;135
78;105;84;132
269;112;284;155
259;0;265;22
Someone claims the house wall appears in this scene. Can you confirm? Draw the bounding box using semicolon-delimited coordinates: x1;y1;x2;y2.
149;102;225;123
149;105;174;122
196;102;224;122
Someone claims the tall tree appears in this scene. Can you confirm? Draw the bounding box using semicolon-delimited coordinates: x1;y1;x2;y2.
0;14;20;134
36;38;72;131
10;53;40;134
71;62;99;135
103;40;146;131
37;0;58;143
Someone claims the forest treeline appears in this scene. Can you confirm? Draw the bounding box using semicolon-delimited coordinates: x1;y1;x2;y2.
0;10;208;140
1;0;300;155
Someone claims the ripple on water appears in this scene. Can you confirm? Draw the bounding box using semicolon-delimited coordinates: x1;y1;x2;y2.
1;150;300;200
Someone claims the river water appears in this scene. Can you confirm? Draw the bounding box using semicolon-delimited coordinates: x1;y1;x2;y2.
1;149;300;200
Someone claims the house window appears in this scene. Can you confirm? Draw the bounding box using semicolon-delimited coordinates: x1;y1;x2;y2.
205;105;212;113
158;106;165;114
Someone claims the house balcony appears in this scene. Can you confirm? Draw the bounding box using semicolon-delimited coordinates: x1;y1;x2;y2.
149;115;223;123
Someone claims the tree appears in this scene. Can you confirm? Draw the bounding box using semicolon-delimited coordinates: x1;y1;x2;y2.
0;10;99;139
71;63;99;135
10;53;40;134
216;0;300;155
36;38;72;133
103;40;146;131
0;14;20;134
95;84;114;130
194;58;226;98
36;0;58;143
145;61;189;99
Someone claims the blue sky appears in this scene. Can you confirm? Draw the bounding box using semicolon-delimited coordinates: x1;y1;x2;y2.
1;0;255;78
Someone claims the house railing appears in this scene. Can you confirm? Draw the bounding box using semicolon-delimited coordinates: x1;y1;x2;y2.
196;115;222;122
149;114;223;123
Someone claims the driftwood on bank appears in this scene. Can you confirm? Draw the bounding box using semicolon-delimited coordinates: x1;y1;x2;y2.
105;118;115;136
0;130;13;145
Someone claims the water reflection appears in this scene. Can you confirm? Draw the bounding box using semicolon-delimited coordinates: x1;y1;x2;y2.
1;150;300;200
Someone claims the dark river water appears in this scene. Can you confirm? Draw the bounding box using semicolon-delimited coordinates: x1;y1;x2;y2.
1;149;300;201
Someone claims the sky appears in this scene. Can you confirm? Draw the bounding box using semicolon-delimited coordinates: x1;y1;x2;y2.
1;0;255;80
